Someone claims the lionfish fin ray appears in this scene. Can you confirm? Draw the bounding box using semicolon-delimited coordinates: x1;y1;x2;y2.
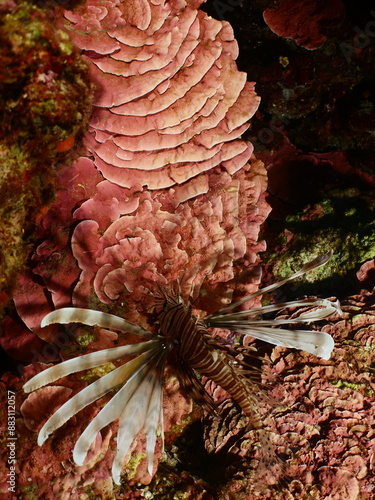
37;351;154;445
23;340;159;393
209;251;333;315
111;350;167;484
41;307;154;339
208;298;341;322
144;359;165;476
238;326;334;360
73;348;161;468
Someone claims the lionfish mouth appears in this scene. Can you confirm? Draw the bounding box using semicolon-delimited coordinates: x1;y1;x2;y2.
23;251;341;485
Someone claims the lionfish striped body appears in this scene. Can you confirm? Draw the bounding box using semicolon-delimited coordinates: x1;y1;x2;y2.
23;252;342;485
156;288;262;428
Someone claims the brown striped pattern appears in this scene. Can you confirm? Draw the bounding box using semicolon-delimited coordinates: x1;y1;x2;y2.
156;288;262;429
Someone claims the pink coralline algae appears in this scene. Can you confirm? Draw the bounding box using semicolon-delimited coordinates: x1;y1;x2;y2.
2;0;270;338
16;0;272;320
70;155;269;320
202;288;375;500
58;0;260;190
263;0;346;50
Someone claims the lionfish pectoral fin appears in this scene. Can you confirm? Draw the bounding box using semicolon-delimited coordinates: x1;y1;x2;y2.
109;349;167;484
23;304;171;485
242;327;334;360
208;250;334;316
72;348;155;463
205;252;338;360
23;340;160;394
35;344;158;446
206;299;338;360
208;297;342;322
41;307;155;339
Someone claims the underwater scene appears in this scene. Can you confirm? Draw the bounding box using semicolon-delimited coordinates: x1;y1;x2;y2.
0;0;374;498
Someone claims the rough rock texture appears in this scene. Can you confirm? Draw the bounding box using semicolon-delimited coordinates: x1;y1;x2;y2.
213;0;374;188
0;0;92;311
198;286;375;499
257;137;375;300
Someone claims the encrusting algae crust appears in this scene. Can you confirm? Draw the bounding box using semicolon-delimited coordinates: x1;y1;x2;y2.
0;0;93;311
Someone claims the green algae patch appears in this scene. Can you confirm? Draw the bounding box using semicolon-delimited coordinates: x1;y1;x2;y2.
0;0;93;312
264;188;375;298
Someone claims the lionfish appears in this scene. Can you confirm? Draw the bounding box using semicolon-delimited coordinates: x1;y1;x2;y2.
23;251;341;484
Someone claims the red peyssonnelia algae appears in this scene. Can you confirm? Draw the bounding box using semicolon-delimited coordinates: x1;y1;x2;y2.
0;0;272;495
69;156;269;322
8;0;269;329
263;0;346;50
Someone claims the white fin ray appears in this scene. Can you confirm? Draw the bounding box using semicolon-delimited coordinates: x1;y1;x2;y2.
41;307;154;339
205;298;338;359
210;250;333;315
296;299;342;320
235;326;334;360
204;252;338;360
36;342;162;446
159;384;165;454
208;299;342;329
23;340;160;393
73;345;168;476
111;351;165;484
207;298;342;322
144;355;165;475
